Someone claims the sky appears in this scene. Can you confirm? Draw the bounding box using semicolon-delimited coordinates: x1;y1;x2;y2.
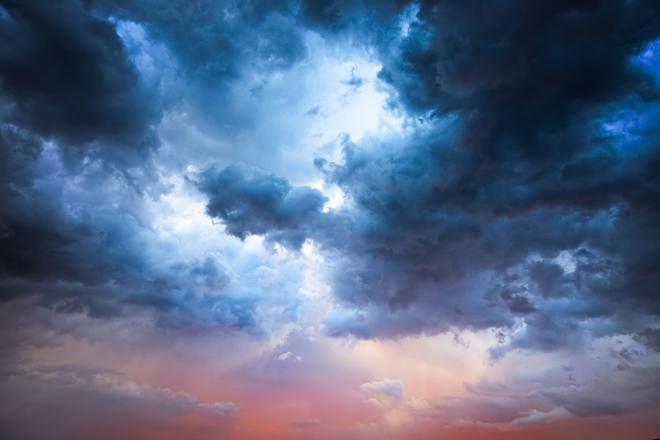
1;1;660;439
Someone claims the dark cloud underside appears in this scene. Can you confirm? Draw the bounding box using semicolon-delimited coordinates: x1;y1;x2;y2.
0;0;659;356
192;1;660;350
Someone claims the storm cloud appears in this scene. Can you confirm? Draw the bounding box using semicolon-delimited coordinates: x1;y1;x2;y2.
0;0;161;167
1;1;659;438
1;0;656;358
198;165;326;248
194;0;660;354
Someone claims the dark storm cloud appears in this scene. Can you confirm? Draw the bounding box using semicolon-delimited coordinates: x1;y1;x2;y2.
0;0;321;331
197;165;326;249
100;0;310;141
326;1;660;349
0;0;160;166
0;122;147;295
0;122;257;331
315;132;659;348
104;0;307;78
0;0;314;169
190;1;660;352
298;0;407;36
1;0;659;358
0;1;658;436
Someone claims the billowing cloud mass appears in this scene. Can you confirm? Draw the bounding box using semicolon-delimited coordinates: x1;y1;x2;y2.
198;165;326;248
1;0;659;439
0;0;160;166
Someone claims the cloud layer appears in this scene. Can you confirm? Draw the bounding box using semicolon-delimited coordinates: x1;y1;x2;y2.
1;0;659;439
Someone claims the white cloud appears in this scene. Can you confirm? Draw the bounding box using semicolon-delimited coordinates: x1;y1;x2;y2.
361;378;404;399
512;407;571;425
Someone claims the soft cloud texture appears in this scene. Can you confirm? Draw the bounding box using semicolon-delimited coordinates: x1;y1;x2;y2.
1;1;659;439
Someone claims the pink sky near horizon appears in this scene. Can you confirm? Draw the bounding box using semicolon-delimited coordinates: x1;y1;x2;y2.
9;311;658;440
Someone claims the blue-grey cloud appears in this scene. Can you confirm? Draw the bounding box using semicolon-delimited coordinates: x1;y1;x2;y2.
0;122;261;331
185;1;660;355
197;165;326;249
1;1;660;436
0;0;161;167
0;364;235;440
0;0;323;333
1;0;659;373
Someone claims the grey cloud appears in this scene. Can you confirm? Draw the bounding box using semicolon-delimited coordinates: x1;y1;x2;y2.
197;165;326;248
540;367;660;417
428;364;660;426
361;378;404;399
286;1;660;353
0;364;235;440
2;0;660;394
104;0;305;79
0;123;258;331
529;261;569;299
634;327;660;353
101;0;308;141
0;0;161;167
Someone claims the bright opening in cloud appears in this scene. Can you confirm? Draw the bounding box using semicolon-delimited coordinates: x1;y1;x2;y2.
2;2;660;440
